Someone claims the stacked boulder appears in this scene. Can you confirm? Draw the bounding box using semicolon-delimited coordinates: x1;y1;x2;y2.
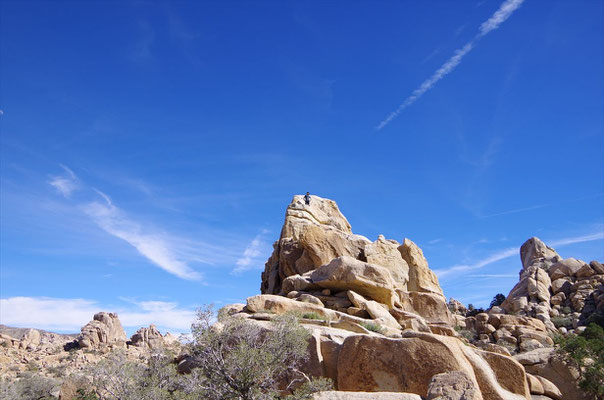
77;312;127;349
227;195;563;399
470;237;604;354
260;195;453;337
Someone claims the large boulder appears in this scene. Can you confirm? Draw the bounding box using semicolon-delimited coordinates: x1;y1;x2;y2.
310;256;397;307
399;239;444;297
514;347;591;400
365;235;409;290
336;331;530;399
77;312;127;349
426;371;479;400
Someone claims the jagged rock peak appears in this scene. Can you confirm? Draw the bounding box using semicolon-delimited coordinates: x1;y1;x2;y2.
519;237;561;270
260;195;448;322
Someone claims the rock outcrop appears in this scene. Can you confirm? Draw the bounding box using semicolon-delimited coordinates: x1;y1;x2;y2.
230;196;567;399
260;195;452;335
77;312;127;349
129;324;167;349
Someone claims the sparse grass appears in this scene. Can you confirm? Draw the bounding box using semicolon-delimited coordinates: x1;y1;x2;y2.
301;312;323;320
454;326;475;341
25;361;40;373
47;365;67;378
360;322;383;334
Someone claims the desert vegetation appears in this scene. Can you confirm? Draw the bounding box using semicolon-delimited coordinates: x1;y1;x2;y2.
0;306;331;400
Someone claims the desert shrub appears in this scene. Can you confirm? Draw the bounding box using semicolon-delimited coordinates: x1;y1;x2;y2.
489;294;506;308
0;372;59;400
360;322;383;334
87;349;188;400
300;312;323;320
454;326;475;341
47;364;67;378
551;316;573;329
185;305;332;400
556;323;604;399
561;306;572;315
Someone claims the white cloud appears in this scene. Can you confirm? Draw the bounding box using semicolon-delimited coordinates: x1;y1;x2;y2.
0;297;196;333
435;247;517;278
550;232;604;247
232;229;271;275
48;164;79;198
0;297;100;332
82;191;202;281
478;0;525;37
376;0;525;130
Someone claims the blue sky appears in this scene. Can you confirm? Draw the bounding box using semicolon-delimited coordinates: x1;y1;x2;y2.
1;0;603;335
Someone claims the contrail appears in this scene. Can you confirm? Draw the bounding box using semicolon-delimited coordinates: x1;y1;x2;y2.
376;0;525;131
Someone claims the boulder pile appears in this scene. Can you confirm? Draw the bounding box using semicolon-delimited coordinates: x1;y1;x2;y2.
225;195;572;400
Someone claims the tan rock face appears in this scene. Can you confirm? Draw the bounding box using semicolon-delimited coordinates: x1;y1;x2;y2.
77;312;127;349
365;235;409;290
313;392;422;400
426;371;480;400
311;256;397;307
336;332;529;400
399;239;444;297
130;324;165;349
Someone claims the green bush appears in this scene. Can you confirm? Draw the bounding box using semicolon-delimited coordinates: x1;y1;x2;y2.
551;316;573;329
360;322;383;334
555;323;604;399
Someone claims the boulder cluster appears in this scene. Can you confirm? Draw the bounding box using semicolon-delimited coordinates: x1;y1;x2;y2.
223;195;599;400
0;312;177;381
448;237;604;361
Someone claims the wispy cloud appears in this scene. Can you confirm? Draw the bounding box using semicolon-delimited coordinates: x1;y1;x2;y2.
232;229;271;275
550;232;604;247
376;0;525;130
48;164;79;197
45;165;241;281
0;296;196;333
435;247;517;278
480;203;550;218
427;238;444;244
82;191;203;281
435;229;604;279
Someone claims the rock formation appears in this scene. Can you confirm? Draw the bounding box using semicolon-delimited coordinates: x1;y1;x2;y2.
77;312;127;349
260;195;452;334
229;196;573;399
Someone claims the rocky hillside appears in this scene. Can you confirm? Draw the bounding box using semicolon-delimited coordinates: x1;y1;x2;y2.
221;195;603;399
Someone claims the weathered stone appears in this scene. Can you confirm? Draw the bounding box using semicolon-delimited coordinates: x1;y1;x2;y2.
575;264;595;278
247;295;334;319
534;376;562;400
399;239;444;296
337;331;530;399
364;234;410;290
129;324;165;349
311;256;396;306
548;258;585;280
426;371;479;400
398;290;454;326
526;374;544;395
298;294;324;306
78;312;127;349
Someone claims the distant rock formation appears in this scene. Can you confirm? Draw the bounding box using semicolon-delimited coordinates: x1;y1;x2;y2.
77;312;127;349
129;324;177;349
